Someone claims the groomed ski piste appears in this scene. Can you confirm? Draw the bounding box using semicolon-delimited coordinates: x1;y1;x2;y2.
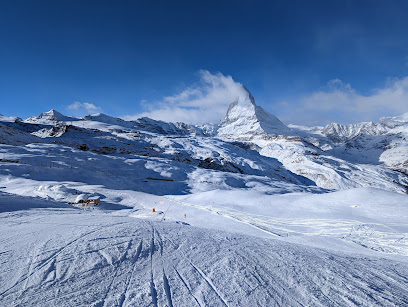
1;184;408;306
1;87;408;306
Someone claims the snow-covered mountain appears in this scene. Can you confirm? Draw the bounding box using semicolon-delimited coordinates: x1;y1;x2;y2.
321;113;408;144
1;86;407;192
218;86;290;138
317;113;408;174
379;112;408;129
25;109;79;125
1;89;408;306
211;87;408;190
321;121;384;143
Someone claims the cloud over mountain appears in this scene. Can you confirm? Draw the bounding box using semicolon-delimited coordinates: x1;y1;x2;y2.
67;101;102;115
276;77;408;125
125;70;247;124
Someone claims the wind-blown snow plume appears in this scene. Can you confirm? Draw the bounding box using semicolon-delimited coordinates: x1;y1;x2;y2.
125;70;248;124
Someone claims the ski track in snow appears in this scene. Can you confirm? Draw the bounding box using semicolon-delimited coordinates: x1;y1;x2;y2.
152;226;174;307
1;211;408;306
119;239;142;307
151;221;229;307
1;224;113;299
149;226;158;307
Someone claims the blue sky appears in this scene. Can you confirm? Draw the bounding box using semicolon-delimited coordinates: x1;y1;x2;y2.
1;0;408;125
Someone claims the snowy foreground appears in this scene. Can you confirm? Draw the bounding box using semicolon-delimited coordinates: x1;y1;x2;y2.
1;194;408;306
1;87;408;305
1;179;408;306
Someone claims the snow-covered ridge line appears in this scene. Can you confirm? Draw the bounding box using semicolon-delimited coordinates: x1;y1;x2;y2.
1;84;408;192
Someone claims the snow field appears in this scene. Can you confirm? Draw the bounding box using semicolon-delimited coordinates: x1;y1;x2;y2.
1;206;408;306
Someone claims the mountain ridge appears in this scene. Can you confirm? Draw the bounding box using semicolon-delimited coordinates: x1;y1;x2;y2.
2;89;407;192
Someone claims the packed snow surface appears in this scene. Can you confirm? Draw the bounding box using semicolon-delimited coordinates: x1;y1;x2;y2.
1;89;408;305
1;202;408;306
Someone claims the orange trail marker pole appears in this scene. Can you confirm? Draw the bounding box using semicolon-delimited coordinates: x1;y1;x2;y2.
184;213;186;218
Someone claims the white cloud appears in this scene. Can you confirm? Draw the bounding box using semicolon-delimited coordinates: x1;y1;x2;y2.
126;70;408;126
67;101;102;115
276;77;408;125
124;70;247;124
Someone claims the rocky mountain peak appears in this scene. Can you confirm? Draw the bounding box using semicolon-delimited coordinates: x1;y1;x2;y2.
217;85;289;138
25;109;78;124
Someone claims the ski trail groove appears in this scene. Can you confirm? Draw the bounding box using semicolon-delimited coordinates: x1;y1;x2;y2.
161;232;230;307
150;228;158;307
154;225;227;307
100;240;132;307
19;246;38;296
0;226;108;298
119;239;143;307
153;227;174;307
189;262;229;307
173;267;202;307
233;248;305;306
163;270;174;307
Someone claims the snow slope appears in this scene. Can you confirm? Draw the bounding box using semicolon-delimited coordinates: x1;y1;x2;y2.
1;196;408;306
0;142;407;305
1;93;408;305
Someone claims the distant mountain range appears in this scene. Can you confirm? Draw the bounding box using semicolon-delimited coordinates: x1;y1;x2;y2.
1;86;407;193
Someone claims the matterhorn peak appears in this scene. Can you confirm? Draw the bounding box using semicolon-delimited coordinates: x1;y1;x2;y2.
217;85;289;138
